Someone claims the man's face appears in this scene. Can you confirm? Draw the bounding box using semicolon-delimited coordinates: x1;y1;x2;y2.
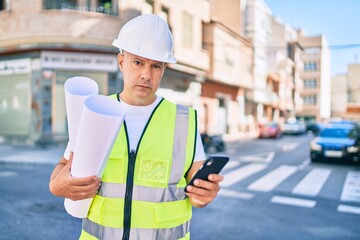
117;51;166;106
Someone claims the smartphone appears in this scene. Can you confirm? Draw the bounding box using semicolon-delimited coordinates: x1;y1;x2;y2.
185;155;229;192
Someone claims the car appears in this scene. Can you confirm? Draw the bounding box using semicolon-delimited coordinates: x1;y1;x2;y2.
310;123;360;164
305;121;322;135
201;133;225;153
258;122;282;138
282;121;306;135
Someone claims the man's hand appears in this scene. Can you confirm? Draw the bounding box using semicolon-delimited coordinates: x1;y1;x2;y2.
185;161;224;208
49;152;101;201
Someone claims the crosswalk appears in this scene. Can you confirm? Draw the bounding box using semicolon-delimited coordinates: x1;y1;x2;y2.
219;161;360;214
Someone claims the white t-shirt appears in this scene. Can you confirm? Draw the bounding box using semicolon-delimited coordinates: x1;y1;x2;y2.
64;95;205;162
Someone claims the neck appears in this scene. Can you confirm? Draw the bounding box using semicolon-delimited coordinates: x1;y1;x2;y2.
119;93;156;106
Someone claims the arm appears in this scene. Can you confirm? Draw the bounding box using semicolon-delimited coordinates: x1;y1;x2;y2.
49;152;101;201
185;160;224;208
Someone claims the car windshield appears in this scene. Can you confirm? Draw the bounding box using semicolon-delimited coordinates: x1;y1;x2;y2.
319;128;356;139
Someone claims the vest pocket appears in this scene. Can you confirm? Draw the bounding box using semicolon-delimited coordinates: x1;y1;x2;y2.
154;199;190;228
138;157;170;184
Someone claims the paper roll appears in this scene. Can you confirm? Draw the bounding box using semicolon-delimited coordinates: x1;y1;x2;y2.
64;77;99;152
64;95;125;218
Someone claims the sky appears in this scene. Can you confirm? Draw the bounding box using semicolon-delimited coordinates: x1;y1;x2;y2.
264;0;360;77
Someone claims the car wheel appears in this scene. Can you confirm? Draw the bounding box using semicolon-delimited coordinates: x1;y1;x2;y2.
216;144;225;152
311;157;320;162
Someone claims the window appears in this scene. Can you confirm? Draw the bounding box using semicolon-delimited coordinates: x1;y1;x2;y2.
303;95;317;105
304;62;317;71
183;11;193;46
43;0;77;10
304;79;317;88
43;0;117;15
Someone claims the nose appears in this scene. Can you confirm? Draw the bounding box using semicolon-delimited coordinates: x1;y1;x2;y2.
141;66;151;81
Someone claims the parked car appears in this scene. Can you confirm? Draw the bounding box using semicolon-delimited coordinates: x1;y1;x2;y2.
258;122;282;138
282;121;306;135
201;133;225;153
310;123;360;164
306;121;322;135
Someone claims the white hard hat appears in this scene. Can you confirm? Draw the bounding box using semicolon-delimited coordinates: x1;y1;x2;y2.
112;14;176;63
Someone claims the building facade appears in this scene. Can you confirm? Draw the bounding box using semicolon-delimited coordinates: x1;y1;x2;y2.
298;34;331;121
0;0;211;144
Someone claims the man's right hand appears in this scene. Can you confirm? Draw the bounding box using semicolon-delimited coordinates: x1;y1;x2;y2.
49;152;101;201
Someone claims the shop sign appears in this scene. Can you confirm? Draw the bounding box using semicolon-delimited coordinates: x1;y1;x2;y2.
0;58;31;76
41;51;118;72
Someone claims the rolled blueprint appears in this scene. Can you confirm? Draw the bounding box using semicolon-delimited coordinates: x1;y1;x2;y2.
64;77;99;152
64;95;125;218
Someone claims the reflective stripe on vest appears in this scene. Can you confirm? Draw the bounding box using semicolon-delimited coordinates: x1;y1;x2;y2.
98;182;186;201
83;218;190;240
81;98;197;240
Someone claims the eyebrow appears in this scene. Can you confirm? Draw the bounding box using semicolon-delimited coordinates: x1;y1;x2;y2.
131;57;163;65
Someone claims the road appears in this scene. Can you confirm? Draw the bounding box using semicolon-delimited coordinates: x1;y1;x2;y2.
0;134;359;239
192;133;360;240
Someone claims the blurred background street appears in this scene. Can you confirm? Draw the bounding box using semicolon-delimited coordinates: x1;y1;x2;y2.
1;0;360;239
1;133;360;239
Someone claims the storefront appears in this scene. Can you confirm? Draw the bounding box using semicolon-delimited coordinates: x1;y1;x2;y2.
0;50;120;144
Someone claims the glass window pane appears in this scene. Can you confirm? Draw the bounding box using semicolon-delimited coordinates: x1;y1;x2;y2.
0;74;31;135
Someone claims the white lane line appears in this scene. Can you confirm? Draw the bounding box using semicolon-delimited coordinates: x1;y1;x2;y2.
297;158;311;170
340;171;360;203
247;165;297;192
240;151;275;163
221;163;267;187
292;168;331;196
0;171;18;177
271;196;316;208
337;204;360;215
222;160;240;171
280;143;299;152
218;189;254;200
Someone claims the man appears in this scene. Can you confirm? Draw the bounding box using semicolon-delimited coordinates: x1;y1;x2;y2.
49;14;224;240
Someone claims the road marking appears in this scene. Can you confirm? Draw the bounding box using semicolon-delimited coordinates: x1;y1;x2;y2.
221;163;267;187
292;168;331;196
218;189;254;200
240;151;275;163
271;196;316;208
247;165;297;192
222;160;240;171
337;204;360;215
297;158;311;170
340;171;360;203
280;143;299;152
0;171;18;177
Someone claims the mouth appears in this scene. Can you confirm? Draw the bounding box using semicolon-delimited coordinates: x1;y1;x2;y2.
136;84;152;89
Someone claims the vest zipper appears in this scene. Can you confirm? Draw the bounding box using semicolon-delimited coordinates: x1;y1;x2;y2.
120;97;164;240
122;149;136;240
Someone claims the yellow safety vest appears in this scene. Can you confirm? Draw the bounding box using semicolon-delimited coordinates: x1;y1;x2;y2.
80;95;197;240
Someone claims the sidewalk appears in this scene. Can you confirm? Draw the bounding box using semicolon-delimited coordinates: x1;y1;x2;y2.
0;143;66;165
0;131;258;165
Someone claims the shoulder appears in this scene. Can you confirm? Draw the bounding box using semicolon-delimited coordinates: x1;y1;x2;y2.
161;98;195;112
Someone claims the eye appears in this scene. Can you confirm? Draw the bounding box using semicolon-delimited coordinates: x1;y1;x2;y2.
133;60;142;66
153;64;163;69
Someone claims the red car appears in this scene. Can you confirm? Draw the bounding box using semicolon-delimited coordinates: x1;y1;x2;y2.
258;122;282;138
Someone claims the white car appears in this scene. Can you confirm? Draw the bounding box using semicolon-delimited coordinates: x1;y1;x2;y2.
283;121;306;135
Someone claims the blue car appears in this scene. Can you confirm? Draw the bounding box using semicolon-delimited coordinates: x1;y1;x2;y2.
310;123;360;164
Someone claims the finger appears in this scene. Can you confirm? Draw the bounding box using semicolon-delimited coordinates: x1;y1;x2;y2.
193;179;220;192
71;176;100;186
72;180;101;194
208;174;224;183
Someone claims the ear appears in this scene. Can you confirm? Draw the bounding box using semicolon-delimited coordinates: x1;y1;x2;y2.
117;53;124;71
